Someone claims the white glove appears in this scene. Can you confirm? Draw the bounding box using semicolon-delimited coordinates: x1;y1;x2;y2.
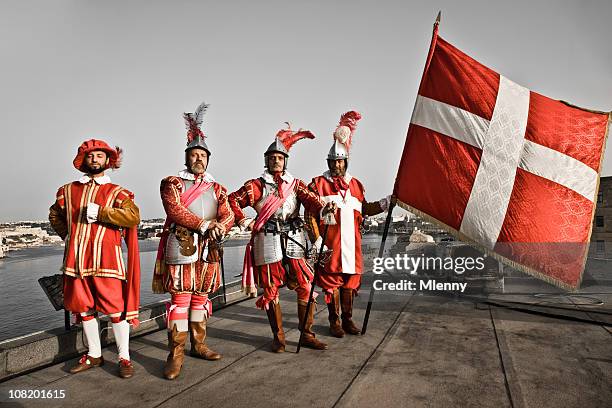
320;205;337;226
379;195;392;212
239;217;255;232
86;203;100;224
313;236;329;253
199;221;211;235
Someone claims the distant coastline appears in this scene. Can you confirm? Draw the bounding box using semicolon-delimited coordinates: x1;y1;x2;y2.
0;212;410;257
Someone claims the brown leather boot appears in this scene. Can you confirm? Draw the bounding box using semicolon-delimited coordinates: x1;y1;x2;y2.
118;358;135;379
297;301;328;350
189;320;222;360
70;354;104;374
341;288;361;335
164;325;188;380
265;301;286;353
327;289;345;338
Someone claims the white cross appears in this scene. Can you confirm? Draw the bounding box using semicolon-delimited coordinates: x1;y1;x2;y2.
410;76;598;249
322;188;362;274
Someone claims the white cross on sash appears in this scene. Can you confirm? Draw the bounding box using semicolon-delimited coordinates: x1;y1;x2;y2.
321;189;362;274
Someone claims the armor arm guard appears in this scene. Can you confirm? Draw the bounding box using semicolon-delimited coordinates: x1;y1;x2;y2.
98;198;141;228
214;184;235;232
295;179;324;215
161;177;206;231
48;202;68;240
228;179;263;223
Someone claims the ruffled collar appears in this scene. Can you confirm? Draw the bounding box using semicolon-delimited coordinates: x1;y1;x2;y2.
78;174;111;185
261;170;294;184
178;169;215;182
322;170;352;184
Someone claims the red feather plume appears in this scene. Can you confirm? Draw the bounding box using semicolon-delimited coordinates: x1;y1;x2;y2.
276;126;315;151
338;111;362;130
113;146;123;169
184;113;205;143
334;110;362;151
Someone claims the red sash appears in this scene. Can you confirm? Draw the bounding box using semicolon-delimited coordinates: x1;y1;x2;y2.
241;179;296;295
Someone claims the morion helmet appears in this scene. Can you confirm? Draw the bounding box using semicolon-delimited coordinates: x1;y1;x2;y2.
264;122;315;170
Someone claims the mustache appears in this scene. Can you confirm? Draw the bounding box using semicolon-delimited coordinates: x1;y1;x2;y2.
190;161;206;173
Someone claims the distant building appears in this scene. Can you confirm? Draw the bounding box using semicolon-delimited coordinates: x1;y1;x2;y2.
138;220;165;240
591;176;612;258
0;226;61;248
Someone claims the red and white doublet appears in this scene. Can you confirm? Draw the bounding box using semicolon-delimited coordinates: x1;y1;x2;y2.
306;171;384;299
229;170;325;310
50;174;141;321
159;103;228;378
49;139;141;374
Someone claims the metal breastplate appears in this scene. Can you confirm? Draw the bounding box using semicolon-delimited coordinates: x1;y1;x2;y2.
253;182;299;222
185;181;218;221
253;228;309;266
165;180;217;265
252;181;308;265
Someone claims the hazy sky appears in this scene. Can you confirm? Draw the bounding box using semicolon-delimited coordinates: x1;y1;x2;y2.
1;0;610;221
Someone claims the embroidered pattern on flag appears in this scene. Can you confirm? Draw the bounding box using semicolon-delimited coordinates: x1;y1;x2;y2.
411;95;489;148
459;76;530;249
518;141;597;200
410;84;598;205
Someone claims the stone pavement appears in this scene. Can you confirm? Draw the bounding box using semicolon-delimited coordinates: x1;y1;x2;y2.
0;282;610;408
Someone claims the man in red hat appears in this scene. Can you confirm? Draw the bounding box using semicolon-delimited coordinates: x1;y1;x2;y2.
48;138;141;378
228;124;336;352
305;112;392;337
153;102;234;380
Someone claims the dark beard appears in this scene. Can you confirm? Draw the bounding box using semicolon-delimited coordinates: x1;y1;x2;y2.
86;165;106;175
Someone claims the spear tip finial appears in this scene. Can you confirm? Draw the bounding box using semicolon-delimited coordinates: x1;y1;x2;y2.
435;11;441;26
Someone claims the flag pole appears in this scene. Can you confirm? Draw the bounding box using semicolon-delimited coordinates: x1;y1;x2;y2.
219;243;228;304
418;11;441;93
360;11;441;336
361;201;396;335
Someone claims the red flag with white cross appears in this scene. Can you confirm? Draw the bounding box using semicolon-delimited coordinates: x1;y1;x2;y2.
394;19;610;290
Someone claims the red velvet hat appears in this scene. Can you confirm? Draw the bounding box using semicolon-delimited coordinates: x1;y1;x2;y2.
73;139;122;172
